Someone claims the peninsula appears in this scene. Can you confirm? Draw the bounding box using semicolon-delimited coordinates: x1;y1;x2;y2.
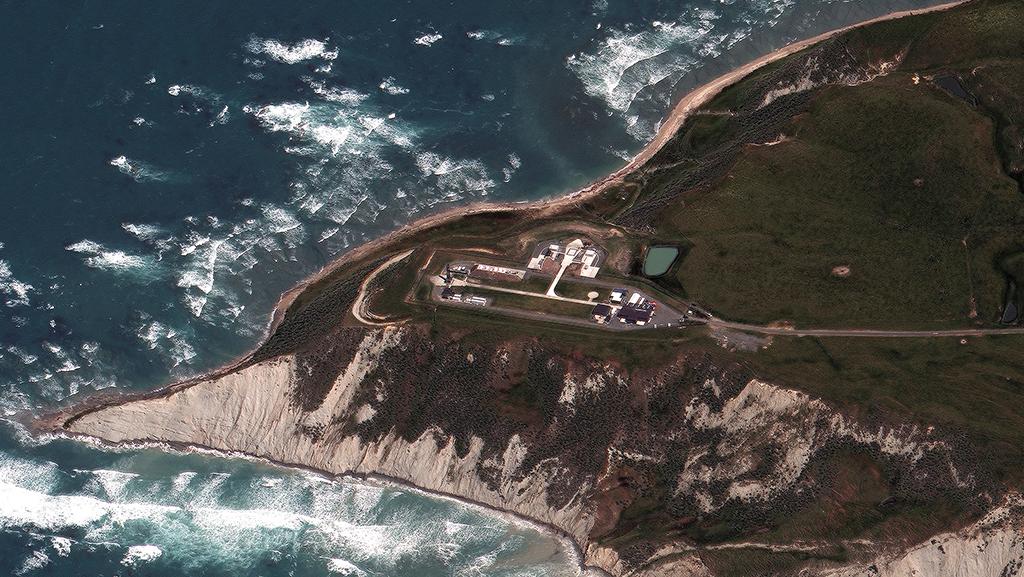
44;1;1024;575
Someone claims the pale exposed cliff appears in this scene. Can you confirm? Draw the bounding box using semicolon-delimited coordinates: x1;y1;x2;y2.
819;495;1024;577
67;331;598;544
62;325;1012;576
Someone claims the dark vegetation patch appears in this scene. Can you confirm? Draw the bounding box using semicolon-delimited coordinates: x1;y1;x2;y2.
250;258;387;363
698;548;846;577
289;328;366;412
612;35;871;229
339;327;658;508
362;250;420;320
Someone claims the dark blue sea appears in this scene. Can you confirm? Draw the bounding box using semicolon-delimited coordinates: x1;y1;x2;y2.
0;0;950;574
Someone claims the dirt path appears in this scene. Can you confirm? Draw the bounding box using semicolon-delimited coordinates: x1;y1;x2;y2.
351;250;415;326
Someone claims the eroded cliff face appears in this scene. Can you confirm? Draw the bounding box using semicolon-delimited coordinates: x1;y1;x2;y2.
821;495;1024;577
66;337;598;543
64;326;1006;575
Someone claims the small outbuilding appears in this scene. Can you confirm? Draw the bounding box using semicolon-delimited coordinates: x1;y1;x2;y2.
591;303;613;323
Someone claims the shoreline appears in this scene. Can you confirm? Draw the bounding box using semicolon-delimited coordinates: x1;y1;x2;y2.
32;1;974;575
253;0;972;356
36;0;970;431
49;428;604;577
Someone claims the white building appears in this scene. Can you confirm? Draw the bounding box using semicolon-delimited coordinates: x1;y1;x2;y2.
527;238;601;278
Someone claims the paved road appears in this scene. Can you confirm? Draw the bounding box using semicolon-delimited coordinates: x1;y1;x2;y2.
444;279;689;330
451;278;600;307
707;319;1024;338
436;264;1024;340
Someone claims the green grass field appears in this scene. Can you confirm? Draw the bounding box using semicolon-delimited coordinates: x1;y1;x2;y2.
633;1;1024;329
465;287;594;318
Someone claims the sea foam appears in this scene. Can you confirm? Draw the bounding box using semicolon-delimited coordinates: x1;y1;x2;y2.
121;544;163;567
413;32;443;46
378;77;409;95
0;259;33;307
246;36;338;64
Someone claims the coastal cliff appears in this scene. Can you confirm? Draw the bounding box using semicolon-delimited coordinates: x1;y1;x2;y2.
63;325;1012;575
67;335;598;543
54;0;1024;574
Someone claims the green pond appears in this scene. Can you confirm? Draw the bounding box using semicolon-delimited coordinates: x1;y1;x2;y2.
643;246;679;277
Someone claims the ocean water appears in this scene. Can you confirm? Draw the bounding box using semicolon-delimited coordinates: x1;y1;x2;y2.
0;0;951;574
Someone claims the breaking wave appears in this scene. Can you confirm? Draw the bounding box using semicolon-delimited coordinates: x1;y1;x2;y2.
65;240;156;275
0;258;33;308
568;0;803;139
245;36;339;64
378;76;409;95
413;32;443;46
0;444;577;577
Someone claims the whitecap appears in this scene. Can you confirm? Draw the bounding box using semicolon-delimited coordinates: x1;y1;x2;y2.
0;455;60;492
179;232;211;256
167;84;194;97
121;222;165;243
84;469;140;500
0;482;165;530
6;346;38;365
211;105;230;126
413;32;443;46
568;17;716;121
108;155;172;182
415;152;495;198
307;80;369;105
51;536;72;557
122;544;162;567
311;125;353;155
0;259;33;307
318;227;340;243
326;557;367;576
250;102;310;133
465;29;519;45
16;550;49;575
246;36;337;64
177;238;223;317
172;471;197;493
378;76;409;96
42;342;81;374
66;239;151;272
